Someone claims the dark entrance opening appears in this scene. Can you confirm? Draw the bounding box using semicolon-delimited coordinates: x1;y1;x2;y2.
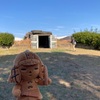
39;36;50;48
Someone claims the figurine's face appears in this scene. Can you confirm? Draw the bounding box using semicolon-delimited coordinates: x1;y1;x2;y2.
20;64;39;81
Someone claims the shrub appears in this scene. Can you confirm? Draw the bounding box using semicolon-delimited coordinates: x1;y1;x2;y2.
92;34;100;49
0;33;14;48
72;30;100;50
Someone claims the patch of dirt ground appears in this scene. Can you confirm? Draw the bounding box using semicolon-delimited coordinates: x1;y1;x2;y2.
0;48;100;100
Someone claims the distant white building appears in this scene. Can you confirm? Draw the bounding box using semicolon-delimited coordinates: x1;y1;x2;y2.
15;37;23;41
57;36;67;39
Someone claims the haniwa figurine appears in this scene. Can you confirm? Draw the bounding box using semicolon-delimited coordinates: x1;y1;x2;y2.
8;50;52;100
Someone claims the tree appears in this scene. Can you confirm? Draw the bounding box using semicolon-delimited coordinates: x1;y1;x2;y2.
0;32;14;48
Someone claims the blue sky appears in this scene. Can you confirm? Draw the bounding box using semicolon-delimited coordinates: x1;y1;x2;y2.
0;0;100;38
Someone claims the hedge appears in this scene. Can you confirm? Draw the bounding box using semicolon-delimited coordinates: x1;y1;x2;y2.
72;31;100;49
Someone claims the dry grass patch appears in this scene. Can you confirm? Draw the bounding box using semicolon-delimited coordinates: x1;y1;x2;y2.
0;47;100;100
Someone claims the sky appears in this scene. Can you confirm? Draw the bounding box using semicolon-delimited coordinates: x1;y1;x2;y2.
0;0;100;38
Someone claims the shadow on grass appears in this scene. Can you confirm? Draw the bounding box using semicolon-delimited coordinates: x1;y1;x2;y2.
0;52;100;100
76;43;100;51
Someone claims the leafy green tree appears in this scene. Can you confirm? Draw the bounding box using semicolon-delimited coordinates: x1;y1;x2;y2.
0;33;14;48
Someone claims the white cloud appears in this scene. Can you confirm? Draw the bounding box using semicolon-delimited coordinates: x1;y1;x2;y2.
53;28;60;31
56;26;65;29
52;25;65;31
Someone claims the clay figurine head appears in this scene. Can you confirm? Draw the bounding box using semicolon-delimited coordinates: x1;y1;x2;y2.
8;50;46;83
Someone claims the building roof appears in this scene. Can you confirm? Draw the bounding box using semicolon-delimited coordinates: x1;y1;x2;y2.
31;30;52;35
25;30;52;39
